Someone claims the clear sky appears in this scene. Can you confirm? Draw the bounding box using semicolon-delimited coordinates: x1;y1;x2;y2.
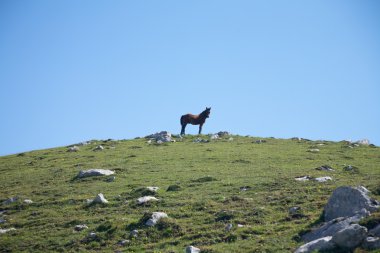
1;1;379;156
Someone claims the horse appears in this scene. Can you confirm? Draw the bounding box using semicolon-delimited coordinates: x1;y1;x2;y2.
180;107;211;135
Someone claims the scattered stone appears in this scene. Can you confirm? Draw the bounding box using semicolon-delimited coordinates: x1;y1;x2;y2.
217;131;230;137
145;212;168;227
254;139;267;144
331;224;367;249
314;176;332;183
137;196;159;205
145;131;173;143
90;193;109;204
167;185;181;191
186;245;201;253
130;229;138;238
106;176;116;182
240;186;251;191
3;197;18;205
210;134;219;140
237;224;245;228
324;186;379;222
295;176;312;182
315;165;334;171
147;186;159;192
193;138;209;143
88;232;97;238
23;199;33;204
362;237;380;250
289;206;301;216
295;236;335;253
0;228;16;234
77;169;115;178
308;149;319;153
67;146;80;152
355;139;370;145
74;224;88;231
225;223;233;231
0;218;6;224
343;165;359;173
93;145;104;151
228;137;234;141
117;239;130;246
147;140;152;144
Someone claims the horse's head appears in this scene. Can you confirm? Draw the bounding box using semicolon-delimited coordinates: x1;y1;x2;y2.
203;107;211;118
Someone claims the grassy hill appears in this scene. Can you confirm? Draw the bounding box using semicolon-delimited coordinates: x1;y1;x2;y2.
0;134;379;252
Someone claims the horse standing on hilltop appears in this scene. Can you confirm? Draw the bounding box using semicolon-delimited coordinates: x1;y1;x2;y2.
180;107;211;135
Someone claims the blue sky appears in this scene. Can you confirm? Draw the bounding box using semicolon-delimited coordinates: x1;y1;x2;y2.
1;1;379;156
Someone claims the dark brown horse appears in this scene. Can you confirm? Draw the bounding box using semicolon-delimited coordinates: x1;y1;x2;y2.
180;107;211;135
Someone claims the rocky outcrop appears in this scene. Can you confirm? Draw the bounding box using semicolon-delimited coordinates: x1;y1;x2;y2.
145;212;168;227
77;169;115;178
324;186;379;221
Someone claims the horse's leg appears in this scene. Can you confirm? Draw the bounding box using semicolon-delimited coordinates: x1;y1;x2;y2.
181;124;186;135
198;124;203;135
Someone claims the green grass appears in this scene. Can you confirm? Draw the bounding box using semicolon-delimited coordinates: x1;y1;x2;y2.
0;135;379;252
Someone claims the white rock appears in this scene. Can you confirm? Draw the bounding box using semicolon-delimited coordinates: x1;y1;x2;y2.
146;186;159;192
308;149;320;153
314;176;332;182
91;193;109;204
331;224;367;249
295;236;335;253
210;134;219;140
324;186;379;221
237;224;245;228
146;131;173;142
130;229;138;238
23;199;33;204
93;145;104;151
289;206;301;215
355;139;370;145
225;223;233;231
186;245;201;253
145;212;168;227
0;218;6;224
295;176;312;182
3;197;18;205
74;224;88;231
137;196;159;204
68;146;80;152
77;169;115;178
0;228;16;234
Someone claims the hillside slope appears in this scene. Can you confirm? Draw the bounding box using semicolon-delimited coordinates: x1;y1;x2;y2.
0;134;379;252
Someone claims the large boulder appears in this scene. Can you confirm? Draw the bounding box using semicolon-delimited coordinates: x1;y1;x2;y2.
324;186;379;221
294;236;335;253
77;169;115;178
331;224;367;249
302;210;369;242
91;193;109;204
145;131;173;143
186;245;201;253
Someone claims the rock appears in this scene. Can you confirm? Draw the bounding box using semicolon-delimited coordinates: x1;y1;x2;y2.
167;185;181;191
302;210;369;242
146;186;159;192
240;186;251;191
0;228;16;234
106;176;116;182
217;131;230;137
91;193;109;204
117;239;130;246
294;236;335;253
324;186;379;221
343;165;359;173
88;232;97;238
225;223;233;231
315;165;334;171
74;224;88;231
308;149;319;153
254;139;267;144
331;224;367;249
0;218;6;224
193;138;209;143
77;169;115;178
23;199;33;204
314;176;332;183
145;212;168;227
228;137;234;141
186;245;201;253
145;131;173;143
3;197;18;205
67;146;80;152
93;145;104;151
295;176;312;182
289;206;301;216
137;196;159;205
130;229;138;238
355;139;370;145
369;224;380;237
237;224;245;228
362;237;380;250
